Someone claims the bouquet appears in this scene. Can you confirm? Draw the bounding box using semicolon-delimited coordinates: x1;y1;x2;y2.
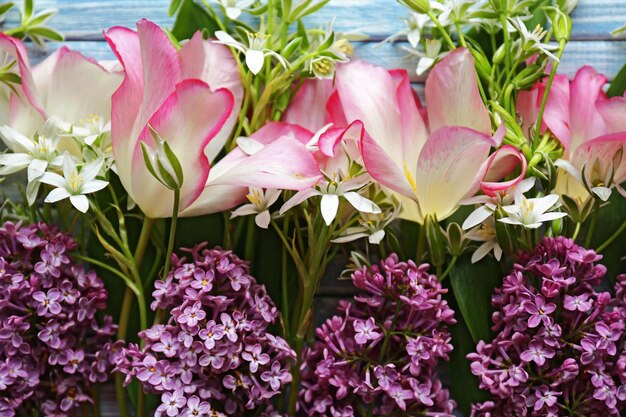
0;0;624;415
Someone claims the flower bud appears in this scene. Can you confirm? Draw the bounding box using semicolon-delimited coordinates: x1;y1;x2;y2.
424;215;446;267
493;44;506;65
399;0;430;14
546;6;572;42
557;0;578;14
446;222;467;257
140;126;184;190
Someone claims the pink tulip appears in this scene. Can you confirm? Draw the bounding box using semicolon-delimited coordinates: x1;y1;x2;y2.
105;19;320;218
480;145;528;197
332;48;497;222
518;67;626;200
0;33;121;138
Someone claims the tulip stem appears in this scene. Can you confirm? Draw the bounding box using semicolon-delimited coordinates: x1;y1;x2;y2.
162;188;180;281
428;11;455;50
596;219;626;253
585;204;599;248
533;39;566;144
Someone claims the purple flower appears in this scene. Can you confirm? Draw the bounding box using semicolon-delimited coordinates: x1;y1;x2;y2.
299;254;456;416
115;244;295;416
520;341;555;366
32;289;62;316
353;318;381;345
524;296;556;328
157;389;186;417
261;361;292;391
0;221;116;416
469;238;626;416
178;302;206;327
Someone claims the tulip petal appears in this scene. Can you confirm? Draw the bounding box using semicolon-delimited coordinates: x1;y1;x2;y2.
540;74;572;151
425;48;491;134
415;126;493;220
179;32;244;161
480;145;528;197
180;184;248;217
283;78;334;132
336;61;425;172
131;79;235;217
360;131;415;199
597;95;626;133
571;132;626;184
251;121;313;146
569;66;608;153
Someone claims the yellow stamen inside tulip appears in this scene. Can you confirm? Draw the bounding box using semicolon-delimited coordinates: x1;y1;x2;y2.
404;162;417;194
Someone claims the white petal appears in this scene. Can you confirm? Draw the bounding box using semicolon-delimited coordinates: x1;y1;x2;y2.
265;50;289;69
462;205;494;230
26;180;41;206
265;188;282;206
416;57;435;76
537;212;567;222
0;126;34;153
532;194;560;215
279;188;321;215
514;177;536;195
236;137;265;155
343;192;381;214
368;229;386;244
27;158;48;182
254;210;271;229
81;179;108;194
458;195;492;206
592;186;612;202
62;154;77;180
320;194;340;226
554;159;582;183
245;49;265;75
80;158;104;182
39;172;67;188
69;194;90;213
494;243;503;260
225;7;242;19
214;31;244;49
0;153;32;168
331;232;369;243
407;29;421;48
471;241;494;263
45;187;71;203
498;217;523;226
230;204;259;218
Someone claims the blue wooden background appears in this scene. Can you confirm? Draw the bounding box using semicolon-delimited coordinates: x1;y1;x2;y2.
3;0;626;81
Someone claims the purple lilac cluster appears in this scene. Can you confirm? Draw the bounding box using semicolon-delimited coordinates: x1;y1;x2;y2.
468;237;626;416
298;254;457;416
0;221;117;417
116;243;295;417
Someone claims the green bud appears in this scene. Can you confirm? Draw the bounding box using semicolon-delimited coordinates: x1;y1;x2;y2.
551;216;563;235
446;222;467;257
424;215;446;267
140;126;184;190
398;0;430;14
545;6;572;42
493;44;506;65
557;0;578;14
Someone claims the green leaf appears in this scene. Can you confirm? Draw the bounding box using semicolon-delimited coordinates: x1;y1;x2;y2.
446;298;491;415
449;255;501;343
607;63;626;97
168;0;183;16
22;0;32;20
0;2;14;16
171;0;220;41
27;26;64;41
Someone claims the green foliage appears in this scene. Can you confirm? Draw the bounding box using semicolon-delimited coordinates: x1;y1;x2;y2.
449;255;502;343
607;62;626;97
171;0;219;40
3;0;63;47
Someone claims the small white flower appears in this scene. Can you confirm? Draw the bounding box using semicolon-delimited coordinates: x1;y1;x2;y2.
217;0;255;20
0;122;64;205
508;17;559;61
332;205;400;245
59;113;111;146
461;177;536;230
280;175;381;226
465;217;502;263
402;39;444;76
379;13;430;48
214;31;288;75
231;188;281;229
498;194;566;229
39;154;108;213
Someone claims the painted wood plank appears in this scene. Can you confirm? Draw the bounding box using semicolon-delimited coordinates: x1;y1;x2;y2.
1;0;625;41
25;39;626;81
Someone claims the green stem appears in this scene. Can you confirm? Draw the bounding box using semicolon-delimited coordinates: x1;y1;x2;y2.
244;216;256;264
596;219;626;252
533;39;566;143
91;385;101;417
439;256;458;281
571;221;581;242
585;204;599;248
499;14;511;76
114;288;132;417
162;188;180;281
428;11;455;49
416;224;427;263
455;21;467;47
